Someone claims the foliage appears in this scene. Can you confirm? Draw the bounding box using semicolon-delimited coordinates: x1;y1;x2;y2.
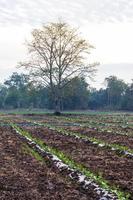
62;77;89;110
105;76;127;108
0;72;132;111
18;21;98;113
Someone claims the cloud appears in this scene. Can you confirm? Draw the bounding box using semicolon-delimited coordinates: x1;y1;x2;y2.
0;0;133;88
0;0;133;26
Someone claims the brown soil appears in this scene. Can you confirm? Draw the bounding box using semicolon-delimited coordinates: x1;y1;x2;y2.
0;126;99;200
65;126;133;149
22;126;133;198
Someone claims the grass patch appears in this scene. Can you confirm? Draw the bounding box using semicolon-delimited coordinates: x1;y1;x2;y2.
22;144;44;163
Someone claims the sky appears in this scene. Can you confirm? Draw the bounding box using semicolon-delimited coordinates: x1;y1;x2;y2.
0;0;133;88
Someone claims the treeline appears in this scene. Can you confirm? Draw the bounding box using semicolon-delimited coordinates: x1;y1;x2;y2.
89;76;133;111
0;72;132;111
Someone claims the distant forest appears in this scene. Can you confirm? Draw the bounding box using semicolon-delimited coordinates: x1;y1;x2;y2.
0;72;132;111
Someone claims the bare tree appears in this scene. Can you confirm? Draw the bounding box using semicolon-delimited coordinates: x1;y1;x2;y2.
19;21;98;114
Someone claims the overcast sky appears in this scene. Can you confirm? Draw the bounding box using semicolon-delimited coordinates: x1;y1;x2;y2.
0;0;133;88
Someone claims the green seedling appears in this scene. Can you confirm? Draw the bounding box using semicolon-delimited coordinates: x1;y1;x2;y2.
11;123;130;200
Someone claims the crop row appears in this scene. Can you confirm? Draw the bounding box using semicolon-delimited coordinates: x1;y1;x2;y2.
11;123;130;200
31;115;133;137
25;120;133;158
1;126;97;200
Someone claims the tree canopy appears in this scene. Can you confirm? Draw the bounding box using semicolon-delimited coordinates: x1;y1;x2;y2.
0;72;132;111
19;21;98;114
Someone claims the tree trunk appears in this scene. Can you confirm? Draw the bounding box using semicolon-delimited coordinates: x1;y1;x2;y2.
54;97;61;115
